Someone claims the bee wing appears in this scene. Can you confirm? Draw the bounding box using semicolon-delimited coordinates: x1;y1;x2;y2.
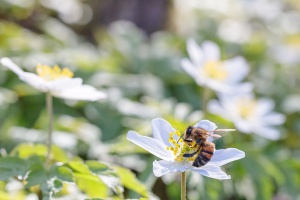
207;129;236;141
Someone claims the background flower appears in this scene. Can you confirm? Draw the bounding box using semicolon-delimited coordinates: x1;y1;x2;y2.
208;93;286;140
181;39;253;94
0;57;106;101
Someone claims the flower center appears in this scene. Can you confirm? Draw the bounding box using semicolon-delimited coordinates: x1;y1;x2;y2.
36;64;74;81
203;61;228;80
237;99;257;119
165;130;199;162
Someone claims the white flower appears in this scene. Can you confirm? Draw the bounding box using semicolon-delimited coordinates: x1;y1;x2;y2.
127;118;245;179
181;39;252;94
0;57;106;101
208;93;285;140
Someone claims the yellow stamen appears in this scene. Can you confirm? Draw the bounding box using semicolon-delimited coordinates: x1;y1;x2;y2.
166;130;200;164
203;61;228;80
36;64;74;81
237;98;257;119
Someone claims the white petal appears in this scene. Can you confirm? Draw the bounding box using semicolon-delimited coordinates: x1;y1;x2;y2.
223;57;249;84
194;120;217;131
256;98;275;116
210;148;245;166
0;57;24;76
202;41;220;61
52;84;106;101
207;99;225;115
153;160;187;177
234;119;254;133
191;164;231;179
127;131;174;161
20;72;48;92
181;59;204;85
261;113;285;125
232;82;254;94
47;78;82;92
254;127;281;140
186;39;204;65
151;118;176;147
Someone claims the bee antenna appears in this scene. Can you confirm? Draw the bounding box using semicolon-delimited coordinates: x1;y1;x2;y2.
177;134;184;143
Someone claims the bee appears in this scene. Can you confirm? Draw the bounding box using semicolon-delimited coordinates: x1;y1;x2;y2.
181;125;235;167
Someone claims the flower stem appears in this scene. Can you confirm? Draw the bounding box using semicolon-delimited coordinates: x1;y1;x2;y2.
46;93;53;165
181;171;186;200
202;86;210;116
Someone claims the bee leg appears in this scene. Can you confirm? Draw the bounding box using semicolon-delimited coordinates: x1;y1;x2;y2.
183;146;201;158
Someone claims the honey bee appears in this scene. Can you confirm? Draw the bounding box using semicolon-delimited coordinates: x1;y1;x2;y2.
181;125;235;167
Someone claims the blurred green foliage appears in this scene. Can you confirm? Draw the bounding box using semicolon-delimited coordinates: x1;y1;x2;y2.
0;0;300;200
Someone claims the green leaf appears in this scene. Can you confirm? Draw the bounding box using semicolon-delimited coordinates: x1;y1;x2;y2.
66;160;109;198
86;161;110;174
51;146;69;162
26;168;47;188
53;179;63;192
74;173;108;198
10;144;69;162
10;144;47;159
0;157;28;180
114;166;148;198
66;161;91;174
50;166;74;182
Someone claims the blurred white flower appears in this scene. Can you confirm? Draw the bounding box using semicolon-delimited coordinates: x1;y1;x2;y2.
127;118;244;179
181;39;252;94
0;57;106;101
208;93;285;140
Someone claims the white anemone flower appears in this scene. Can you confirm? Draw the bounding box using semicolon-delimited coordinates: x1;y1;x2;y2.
0;57;106;101
208;93;285;140
127;118;245;179
181;39;252;94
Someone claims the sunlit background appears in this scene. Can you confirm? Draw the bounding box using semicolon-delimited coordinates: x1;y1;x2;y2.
0;0;300;199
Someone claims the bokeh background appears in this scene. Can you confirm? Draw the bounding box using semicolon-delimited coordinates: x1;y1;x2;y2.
0;0;300;199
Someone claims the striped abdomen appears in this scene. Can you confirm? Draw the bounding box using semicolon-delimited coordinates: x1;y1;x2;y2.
192;142;215;167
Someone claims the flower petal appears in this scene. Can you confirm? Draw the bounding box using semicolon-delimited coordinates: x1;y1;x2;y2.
207;99;227;117
210;148;245;166
191;164;231;179
151;118;176;147
202;41;220;61
153;160;187;177
127;131;174;161
254;127;281;140
52;84;106;101
47;78;83;92
261;113;285;125
20;72;48;92
186;39;204;66
256;98;275;116
194;120;217;131
0;57;24;76
181;59;204;85
223;57;249;84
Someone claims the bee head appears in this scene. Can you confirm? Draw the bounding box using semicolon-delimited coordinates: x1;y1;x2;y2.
185;126;193;137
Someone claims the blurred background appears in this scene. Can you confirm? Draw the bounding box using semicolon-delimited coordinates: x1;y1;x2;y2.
0;0;300;199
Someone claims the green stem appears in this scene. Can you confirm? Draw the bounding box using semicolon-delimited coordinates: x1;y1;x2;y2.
46;93;53;165
181;171;186;200
202;86;210;116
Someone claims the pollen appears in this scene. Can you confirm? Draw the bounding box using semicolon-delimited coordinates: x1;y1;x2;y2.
203;61;228;80
36;64;74;81
166;130;199;164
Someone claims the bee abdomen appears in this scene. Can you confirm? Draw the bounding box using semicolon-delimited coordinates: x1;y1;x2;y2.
192;142;215;167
